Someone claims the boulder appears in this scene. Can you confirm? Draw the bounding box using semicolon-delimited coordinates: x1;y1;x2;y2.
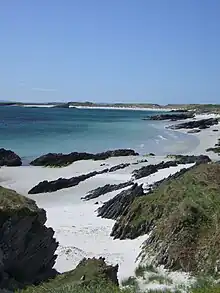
0;186;58;291
30;149;139;167
0;149;22;167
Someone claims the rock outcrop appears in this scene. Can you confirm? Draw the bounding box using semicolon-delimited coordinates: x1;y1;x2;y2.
168;154;211;164
144;112;194;121
30;149;139;167
82;181;134;201
0;186;58;291
0;148;22;167
132;160;178;180
18;257;119;293
28;163;132;194
98;183;144;221
167;118;219;130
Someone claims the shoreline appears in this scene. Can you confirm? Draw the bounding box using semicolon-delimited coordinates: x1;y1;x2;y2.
0;112;219;290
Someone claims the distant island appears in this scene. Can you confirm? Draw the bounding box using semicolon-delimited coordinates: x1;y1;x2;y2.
1;100;220;113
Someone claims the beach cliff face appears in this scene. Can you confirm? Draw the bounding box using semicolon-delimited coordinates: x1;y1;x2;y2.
0;186;58;291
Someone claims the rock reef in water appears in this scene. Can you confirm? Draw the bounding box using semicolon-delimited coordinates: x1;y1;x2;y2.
144;112;194;121
0;148;22;167
167;118;219;130
0;186;58;291
30;149;139;167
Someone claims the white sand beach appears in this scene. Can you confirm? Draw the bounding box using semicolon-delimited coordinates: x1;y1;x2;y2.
0;113;219;290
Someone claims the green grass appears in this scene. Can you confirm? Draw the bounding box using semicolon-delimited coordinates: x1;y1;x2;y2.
0;185;38;213
111;163;220;274
135;264;158;278
147;274;173;285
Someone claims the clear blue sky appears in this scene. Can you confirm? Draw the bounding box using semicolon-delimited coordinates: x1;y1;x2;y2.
0;0;219;104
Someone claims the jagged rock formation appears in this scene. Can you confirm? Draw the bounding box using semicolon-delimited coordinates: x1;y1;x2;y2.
28;169;109;194
168;154;211;164
132;160;178;179
167;118;219;130
82;181;134;201
28;163;131;194
98;183;144;221
143;112;194;121
108;163;130;172
19;257;119;293
0;148;22;167
30;149;139;167
109;163;220;274
0;186;58;291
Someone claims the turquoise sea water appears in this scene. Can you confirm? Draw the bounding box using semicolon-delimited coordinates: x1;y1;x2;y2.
0;106;199;162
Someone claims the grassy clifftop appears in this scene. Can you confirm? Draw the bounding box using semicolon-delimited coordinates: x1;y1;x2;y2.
0;185;39;214
111;163;220;275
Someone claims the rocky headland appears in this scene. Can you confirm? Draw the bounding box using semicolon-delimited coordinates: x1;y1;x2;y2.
0;186;58;291
0;148;22;167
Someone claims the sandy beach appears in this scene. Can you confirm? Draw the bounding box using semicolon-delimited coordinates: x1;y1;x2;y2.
0;113;219;291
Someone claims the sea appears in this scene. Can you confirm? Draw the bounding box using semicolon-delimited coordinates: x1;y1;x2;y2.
0;106;199;163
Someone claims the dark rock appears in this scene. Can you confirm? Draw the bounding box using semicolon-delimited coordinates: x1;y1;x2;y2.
111;165;197;240
145;112;194;121
187;129;201;133
171;155;211;164
0;149;22;167
0;186;58;291
82;181;134;201
213;129;219;132
170;109;189;113
28;163;133;194
132;159;148;165
30;149;139;167
98;183;144;220
108;163;130;172
132;161;178;180
167;118;219;130
28;169;109;194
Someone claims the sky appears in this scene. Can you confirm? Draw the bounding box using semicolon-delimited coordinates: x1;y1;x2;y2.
0;0;219;104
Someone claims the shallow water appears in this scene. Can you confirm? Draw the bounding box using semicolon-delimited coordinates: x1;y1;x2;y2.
0;106;199;161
